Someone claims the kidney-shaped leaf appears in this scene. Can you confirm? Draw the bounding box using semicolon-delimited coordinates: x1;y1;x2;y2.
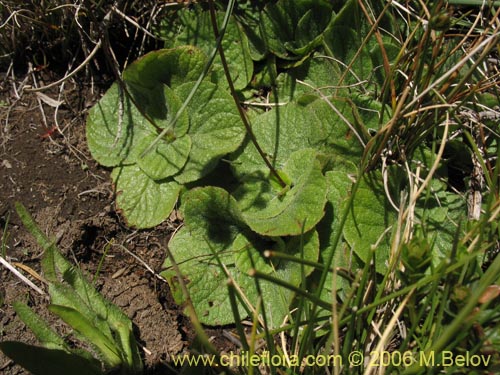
181;186;247;243
112;165;181;228
173;9;253;90
260;0;332;59
122;46;206;88
234;149;327;236
136;134;191;180
86;83;156;167
86;82;191;170
173;81;245;184
162;186;320;327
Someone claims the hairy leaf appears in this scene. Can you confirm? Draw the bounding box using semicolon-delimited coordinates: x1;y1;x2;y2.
260;0;333;59
162;187;319;327
231;97;368;179
234;149;327;236
342;172;396;273
86;83;153;167
173;81;244;183
12;302;68;351
173;8;253;90
122;46;206;88
136;133;192;180
112;165;180;228
48;305;122;369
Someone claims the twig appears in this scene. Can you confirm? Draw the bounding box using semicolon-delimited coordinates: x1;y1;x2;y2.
112;242;168;283
25;39;102;92
0;256;46;296
111;5;163;41
403;31;500;112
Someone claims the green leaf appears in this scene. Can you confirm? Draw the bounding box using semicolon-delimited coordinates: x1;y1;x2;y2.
162;186;320;327
0;342;102;375
86;83;156;167
162;228;256;326
231;101;323;177
12;302;68;351
260;0;333;59
46;249;142;373
86;83;191;171
173;81;245;184
237;6;267;61
319;168;356;255
274;54;342;100
342;171;396;273
45;249;141;372
48;305;122;369
323;0;397;89
136;133;191;180
231;98;366;179
124;82;190;136
86;47;204;168
15;202;57;260
323;26;373;86
173;8;253;90
290;5;332;55
48;282;114;342
415;190;467;263
12;204;142;374
258;230;320;326
234;149;327;236
369;38;401;86
163;224;319;327
181;186;247;241
316;167;360;300
112;165;181;228
122;46;206;88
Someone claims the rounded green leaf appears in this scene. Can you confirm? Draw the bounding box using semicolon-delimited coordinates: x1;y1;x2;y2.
137;135;191;180
86;83;190;168
181;186;247;242
162;200;320;327
258;230;320;327
124;83;190;136
323;26;373;86
235;149;327;236
86;83;155;167
274;55;342;100
162;227;257;326
260;0;332;59
122;46;207;88
173;81;245;184
231;97;374;179
231;101;323;178
173;9;254;90
112;165;181;228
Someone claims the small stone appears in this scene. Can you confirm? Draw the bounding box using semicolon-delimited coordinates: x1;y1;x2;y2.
2;159;12;169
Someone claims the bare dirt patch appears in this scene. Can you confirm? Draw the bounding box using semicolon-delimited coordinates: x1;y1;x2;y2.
0;71;192;374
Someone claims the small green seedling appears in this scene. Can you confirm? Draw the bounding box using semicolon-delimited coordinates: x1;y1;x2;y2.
0;203;143;375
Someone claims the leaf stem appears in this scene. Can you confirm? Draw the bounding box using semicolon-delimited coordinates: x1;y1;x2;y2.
207;0;287;188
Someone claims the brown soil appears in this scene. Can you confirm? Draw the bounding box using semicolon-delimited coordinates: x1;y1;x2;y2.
0;70;234;374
